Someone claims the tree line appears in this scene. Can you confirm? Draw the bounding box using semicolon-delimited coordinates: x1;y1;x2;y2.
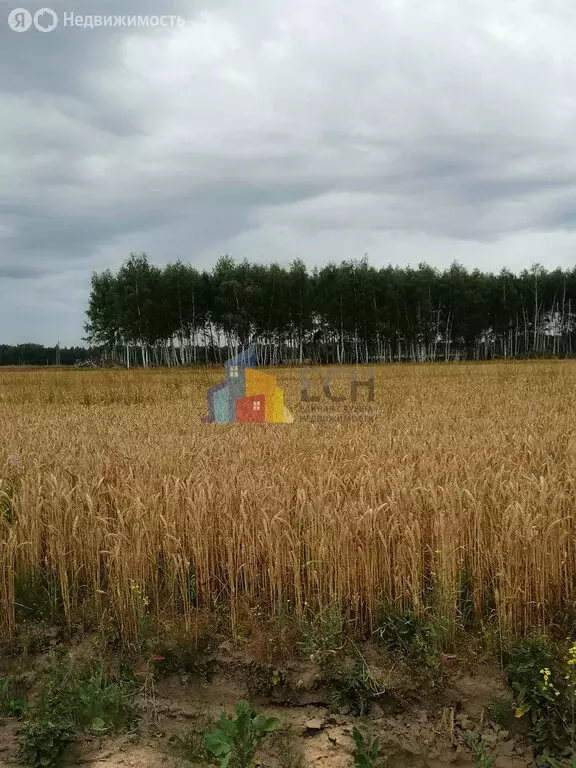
0;344;94;367
80;252;576;366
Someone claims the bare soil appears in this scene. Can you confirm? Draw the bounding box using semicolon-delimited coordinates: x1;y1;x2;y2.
0;641;537;767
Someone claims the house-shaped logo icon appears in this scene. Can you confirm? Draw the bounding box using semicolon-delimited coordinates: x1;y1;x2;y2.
203;348;294;423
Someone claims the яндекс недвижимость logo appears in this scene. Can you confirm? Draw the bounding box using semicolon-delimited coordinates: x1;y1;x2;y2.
203;348;293;424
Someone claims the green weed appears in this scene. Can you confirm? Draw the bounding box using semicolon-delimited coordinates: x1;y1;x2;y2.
505;635;576;757
168;727;212;766
352;726;386;768
461;730;498;767
374;606;448;667
204;699;279;767
299;603;347;672
0;674;28;718
19;718;74;768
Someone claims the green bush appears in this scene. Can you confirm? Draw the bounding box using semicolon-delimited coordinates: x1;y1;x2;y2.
18;657;139;767
327;658;380;716
505;635;576;757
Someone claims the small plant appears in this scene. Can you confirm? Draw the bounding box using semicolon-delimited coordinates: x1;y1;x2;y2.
0;674;28;718
461;730;498;767
374;606;447;667
299;603;347;672
168;727;212;765
18;657;138;767
328;657;382;716
486;695;513;728
130;580;152;653
204;699;279;767
38;659;137;733
77;663;137;731
19;718;74;768
352;726;386;768
21;654;138;749
272;728;308;768
544;757;576;767
0;476;19;524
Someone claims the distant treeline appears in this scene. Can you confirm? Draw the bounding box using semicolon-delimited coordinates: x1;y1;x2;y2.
83;252;576;367
0;344;94;367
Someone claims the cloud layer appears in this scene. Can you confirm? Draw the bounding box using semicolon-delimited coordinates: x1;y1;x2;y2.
2;0;576;343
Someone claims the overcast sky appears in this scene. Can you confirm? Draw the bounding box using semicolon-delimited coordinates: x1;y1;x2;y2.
2;0;576;344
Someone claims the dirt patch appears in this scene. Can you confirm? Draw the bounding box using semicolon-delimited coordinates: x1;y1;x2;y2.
0;645;538;767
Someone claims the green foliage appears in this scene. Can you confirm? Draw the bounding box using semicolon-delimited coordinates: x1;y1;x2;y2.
0;674;28;718
374;607;447;667
37;659;137;733
84;256;576;366
14;573;64;624
18;657;138;767
299;603;346;672
461;730;498;767
204;699;279;768
486;696;513;728
352;726;386;768
19;718;74;768
456;568;475;627
300;606;381;715
544;757;576;767
327;658;381;716
130;581;153;653
505;635;576;756
0;476;19;524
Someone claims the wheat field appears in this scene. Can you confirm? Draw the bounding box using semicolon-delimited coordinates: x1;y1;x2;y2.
1;361;575;643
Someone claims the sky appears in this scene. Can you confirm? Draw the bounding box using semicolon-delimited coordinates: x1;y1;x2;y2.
2;0;576;344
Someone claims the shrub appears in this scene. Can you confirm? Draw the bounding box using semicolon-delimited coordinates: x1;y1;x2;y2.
505;636;576;757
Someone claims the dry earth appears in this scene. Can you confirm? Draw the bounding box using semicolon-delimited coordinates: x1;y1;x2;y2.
0;641;537;768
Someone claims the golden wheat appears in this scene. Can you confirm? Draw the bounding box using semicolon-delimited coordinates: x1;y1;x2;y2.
0;361;575;641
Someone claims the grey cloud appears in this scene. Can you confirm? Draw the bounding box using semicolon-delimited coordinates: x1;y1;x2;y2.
0;264;48;279
2;0;576;343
